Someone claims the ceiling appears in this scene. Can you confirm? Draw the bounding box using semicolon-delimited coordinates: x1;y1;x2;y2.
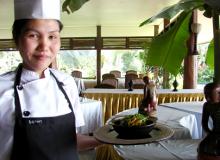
0;0;213;43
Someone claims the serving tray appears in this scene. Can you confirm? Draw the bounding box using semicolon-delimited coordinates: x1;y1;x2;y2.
94;123;174;145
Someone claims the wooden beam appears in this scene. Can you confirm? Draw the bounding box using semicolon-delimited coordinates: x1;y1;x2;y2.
0;36;153;51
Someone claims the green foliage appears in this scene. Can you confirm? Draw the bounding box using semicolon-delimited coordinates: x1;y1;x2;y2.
146;12;192;76
139;0;204;26
196;43;214;84
62;0;89;14
206;39;214;69
121;51;137;72
59;51;80;68
198;66;214;83
138;41;155;74
58;50;96;77
0;51;21;74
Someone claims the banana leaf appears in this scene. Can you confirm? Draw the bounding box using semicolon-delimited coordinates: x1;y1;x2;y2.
140;0;204;26
62;0;89;14
206;39;214;69
145;12;192;76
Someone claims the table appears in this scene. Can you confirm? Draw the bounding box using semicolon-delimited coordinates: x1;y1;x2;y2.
114;139;201;160
107;106;200;139
83;88;204;123
76;98;103;160
95;106;201;160
77;98;103;135
160;101;210;138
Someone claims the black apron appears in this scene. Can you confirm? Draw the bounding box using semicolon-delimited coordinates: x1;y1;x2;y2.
11;64;79;160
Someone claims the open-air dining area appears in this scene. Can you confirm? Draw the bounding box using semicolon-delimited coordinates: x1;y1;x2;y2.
1;0;220;160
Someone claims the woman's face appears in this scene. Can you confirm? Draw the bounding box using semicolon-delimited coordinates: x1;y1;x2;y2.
17;19;61;76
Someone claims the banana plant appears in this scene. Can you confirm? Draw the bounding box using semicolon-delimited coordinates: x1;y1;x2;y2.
145;11;192;76
139;0;204;27
206;39;214;69
62;0;89;14
139;0;220;81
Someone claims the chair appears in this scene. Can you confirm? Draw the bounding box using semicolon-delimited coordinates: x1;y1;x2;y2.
102;73;116;80
132;78;145;89
71;70;82;78
102;78;118;88
138;73;144;79
110;70;121;78
126;70;137;75
125;73;138;88
94;83;116;89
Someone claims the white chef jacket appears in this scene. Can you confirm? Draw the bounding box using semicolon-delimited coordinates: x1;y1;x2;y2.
0;67;85;160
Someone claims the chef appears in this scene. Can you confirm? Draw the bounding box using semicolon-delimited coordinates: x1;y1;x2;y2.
0;0;101;160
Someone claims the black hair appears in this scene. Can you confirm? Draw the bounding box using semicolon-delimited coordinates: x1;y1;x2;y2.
12;19;63;45
204;82;219;101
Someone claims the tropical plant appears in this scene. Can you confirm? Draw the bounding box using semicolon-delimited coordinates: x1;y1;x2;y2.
139;0;220;81
62;0;89;14
205;39;214;69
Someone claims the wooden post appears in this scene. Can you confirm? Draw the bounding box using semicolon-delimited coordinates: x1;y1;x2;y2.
153;25;160;87
183;10;198;89
96;25;102;85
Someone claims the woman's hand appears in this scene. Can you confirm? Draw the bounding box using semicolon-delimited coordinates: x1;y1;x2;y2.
77;133;103;151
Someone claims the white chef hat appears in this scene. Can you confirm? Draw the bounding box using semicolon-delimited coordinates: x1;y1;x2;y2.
14;0;61;20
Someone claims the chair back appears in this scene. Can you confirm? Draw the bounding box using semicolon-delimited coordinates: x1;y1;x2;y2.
102;73;116;80
110;70;121;78
125;73;138;88
71;70;82;78
102;78;118;88
126;70;137;75
94;83;116;89
132;78;145;89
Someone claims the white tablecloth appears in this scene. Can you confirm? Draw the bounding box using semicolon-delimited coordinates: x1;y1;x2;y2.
74;78;85;93
84;88;203;94
160;102;206;138
160;102;203;114
77;98;103;134
108;106;200;139
114;139;200;160
110;106;201;160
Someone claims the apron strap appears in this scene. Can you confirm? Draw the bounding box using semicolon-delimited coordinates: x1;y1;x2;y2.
13;63;23;119
50;71;74;112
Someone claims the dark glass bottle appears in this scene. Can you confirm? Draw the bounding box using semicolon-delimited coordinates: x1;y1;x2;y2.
128;80;133;91
172;78;178;91
138;84;152;116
